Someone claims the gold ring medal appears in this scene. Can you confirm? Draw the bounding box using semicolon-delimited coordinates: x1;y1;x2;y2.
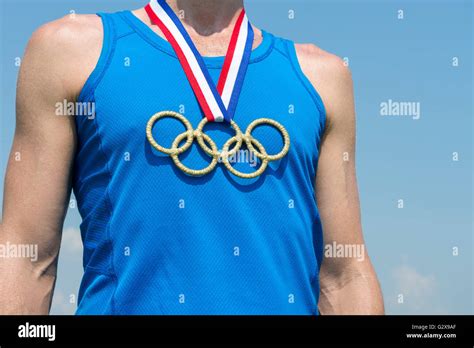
146;112;290;179
144;1;290;179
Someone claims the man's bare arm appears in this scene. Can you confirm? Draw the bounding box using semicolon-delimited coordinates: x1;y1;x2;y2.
296;44;384;314
0;15;102;314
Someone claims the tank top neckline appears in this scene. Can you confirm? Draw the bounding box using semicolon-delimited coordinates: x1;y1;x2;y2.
120;10;274;69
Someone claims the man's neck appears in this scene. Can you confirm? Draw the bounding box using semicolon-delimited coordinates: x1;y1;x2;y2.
167;0;244;36
135;0;261;56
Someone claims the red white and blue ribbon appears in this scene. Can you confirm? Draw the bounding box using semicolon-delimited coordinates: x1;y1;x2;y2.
145;0;254;122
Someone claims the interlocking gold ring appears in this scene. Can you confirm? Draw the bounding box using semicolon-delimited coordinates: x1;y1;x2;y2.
146;111;193;155
222;136;268;179
146;111;290;179
196;118;243;159
245;118;290;161
171;131;219;176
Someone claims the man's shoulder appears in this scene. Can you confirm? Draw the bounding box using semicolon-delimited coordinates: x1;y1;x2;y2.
290;43;355;127
23;14;104;97
294;43;352;89
28;14;102;57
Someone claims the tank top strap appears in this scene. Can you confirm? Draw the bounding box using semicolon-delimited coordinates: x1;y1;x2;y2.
101;11;135;38
274;36;327;134
79;12;135;102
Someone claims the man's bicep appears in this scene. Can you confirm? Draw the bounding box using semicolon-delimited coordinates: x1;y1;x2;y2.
295;44;365;262
315;63;364;247
313;61;375;296
2;23;77;263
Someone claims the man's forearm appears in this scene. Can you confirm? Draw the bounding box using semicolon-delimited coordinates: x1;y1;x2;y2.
318;264;384;315
0;263;56;314
0;225;57;314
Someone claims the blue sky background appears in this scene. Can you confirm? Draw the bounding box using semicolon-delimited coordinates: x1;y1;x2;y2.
0;0;472;314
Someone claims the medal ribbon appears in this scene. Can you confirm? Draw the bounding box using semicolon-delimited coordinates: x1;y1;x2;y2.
145;0;254;122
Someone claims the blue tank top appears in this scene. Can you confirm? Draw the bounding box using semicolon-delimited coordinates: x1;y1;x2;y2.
73;10;326;315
